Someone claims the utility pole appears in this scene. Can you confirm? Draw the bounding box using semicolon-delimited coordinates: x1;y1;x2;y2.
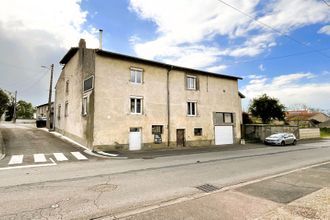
47;64;54;131
13;90;17;123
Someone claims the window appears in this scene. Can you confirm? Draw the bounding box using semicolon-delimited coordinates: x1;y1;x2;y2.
152;125;163;134
65;80;69;94
130;67;143;84
224;113;233;123
57;105;61;119
65;102;69;117
83;76;94;92
187;102;197;116
130;97;142;114
82;97;88;116
194;128;202;136
186;75;197;90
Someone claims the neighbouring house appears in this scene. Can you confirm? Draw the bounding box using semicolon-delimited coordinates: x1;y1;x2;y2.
54;39;243;151
286;110;329;128
36;102;54;128
319;119;330;128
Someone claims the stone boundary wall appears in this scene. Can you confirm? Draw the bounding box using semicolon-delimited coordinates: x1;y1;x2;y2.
299;128;320;139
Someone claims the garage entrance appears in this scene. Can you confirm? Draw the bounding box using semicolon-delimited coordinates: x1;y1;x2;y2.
215;126;233;145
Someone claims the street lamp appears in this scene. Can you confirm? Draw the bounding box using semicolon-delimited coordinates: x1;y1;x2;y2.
41;64;54;131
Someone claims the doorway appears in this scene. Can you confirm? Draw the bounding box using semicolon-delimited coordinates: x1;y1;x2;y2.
176;129;185;147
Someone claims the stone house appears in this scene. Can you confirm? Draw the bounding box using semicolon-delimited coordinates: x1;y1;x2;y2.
54;39;243;151
286;110;329;128
36;102;54;118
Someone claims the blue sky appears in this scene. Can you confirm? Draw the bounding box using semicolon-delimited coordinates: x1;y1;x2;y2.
0;0;329;112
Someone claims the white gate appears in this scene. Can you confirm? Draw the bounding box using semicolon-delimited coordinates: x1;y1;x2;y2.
129;128;141;151
215;126;234;145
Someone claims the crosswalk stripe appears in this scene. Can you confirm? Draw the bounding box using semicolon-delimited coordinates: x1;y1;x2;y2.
71;151;88;160
33;154;47;163
53;153;68;161
8;155;24;165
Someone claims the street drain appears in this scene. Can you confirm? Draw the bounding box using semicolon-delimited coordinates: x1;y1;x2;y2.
196;184;219;193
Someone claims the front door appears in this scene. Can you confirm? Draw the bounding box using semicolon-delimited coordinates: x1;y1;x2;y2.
129;128;141;151
176;129;185;147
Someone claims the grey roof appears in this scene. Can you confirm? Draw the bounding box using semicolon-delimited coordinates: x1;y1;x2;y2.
319;119;330;128
60;47;243;81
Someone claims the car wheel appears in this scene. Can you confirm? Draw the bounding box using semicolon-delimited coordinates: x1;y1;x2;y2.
293;140;297;145
281;141;285;146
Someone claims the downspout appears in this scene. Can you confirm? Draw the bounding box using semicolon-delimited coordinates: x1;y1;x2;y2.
167;66;173;147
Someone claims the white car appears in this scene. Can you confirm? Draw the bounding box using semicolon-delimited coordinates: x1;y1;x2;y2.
264;133;297;146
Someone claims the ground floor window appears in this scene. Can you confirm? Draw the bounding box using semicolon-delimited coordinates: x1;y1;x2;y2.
194;128;202;136
82;97;88;116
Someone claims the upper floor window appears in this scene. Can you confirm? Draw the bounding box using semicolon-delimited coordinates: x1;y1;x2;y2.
224;113;233;123
83;76;94;92
130;97;143;114
130;67;143;84
65;101;69;117
65;80;69;94
187;101;197;116
186;75;197;90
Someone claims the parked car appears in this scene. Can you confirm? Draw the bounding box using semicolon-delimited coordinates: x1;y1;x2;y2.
36;116;47;128
264;133;297;146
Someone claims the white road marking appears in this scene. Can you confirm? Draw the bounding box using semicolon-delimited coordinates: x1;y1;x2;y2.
0;158;57;171
53;153;68;161
71;152;88;160
8;155;24;165
33;154;47;163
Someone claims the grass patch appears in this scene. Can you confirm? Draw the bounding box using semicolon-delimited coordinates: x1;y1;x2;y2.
320;128;330;138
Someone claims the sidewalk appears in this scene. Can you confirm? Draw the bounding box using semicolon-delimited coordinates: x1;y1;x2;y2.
109;161;330;220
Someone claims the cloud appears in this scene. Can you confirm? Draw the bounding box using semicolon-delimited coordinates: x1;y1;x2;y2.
241;72;330;110
258;64;265;71
318;25;330;35
129;0;330;70
0;0;98;105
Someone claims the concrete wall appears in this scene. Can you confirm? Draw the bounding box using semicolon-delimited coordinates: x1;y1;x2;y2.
93;55;242;150
299;128;320;139
244;124;299;142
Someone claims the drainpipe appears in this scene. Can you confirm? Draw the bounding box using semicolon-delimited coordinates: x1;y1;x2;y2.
167;66;173;147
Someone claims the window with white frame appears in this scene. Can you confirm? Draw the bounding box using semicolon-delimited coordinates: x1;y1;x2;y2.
83;76;94;92
64;101;69;117
130;97;142;114
82;97;88;116
130;68;143;84
187;101;197;116
186;75;197;90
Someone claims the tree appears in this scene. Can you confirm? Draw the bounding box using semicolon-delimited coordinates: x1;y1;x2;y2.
0;89;9;119
249;94;285;124
17;100;35;119
242;112;253;124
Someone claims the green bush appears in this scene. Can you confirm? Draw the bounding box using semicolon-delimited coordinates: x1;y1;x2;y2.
320;128;330;138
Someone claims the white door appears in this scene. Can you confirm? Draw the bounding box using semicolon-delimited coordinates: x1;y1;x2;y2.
129;129;141;151
215;126;234;145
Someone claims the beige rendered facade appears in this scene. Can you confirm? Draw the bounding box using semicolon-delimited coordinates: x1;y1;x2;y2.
55;39;243;151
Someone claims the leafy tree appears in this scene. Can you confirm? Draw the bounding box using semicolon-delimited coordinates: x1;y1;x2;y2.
242;112;253;124
249;94;285;124
17;100;35;119
0;89;9;119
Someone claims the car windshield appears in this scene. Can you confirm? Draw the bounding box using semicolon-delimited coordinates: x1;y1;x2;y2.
269;134;284;138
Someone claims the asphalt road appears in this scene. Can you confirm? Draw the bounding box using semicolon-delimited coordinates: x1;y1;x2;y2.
0;123;330;219
0;123;102;168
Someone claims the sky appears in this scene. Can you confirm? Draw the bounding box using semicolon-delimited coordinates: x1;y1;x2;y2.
0;0;329;112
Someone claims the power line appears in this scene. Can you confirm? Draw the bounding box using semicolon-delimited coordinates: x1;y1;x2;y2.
224;47;330;66
321;0;330;7
215;0;330;59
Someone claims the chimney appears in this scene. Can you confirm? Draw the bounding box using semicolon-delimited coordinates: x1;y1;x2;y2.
99;29;103;50
78;39;86;49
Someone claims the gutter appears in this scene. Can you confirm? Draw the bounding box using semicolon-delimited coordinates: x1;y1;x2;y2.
167;66;173;146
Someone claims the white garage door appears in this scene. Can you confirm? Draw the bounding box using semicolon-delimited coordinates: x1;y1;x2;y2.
215;126;234;145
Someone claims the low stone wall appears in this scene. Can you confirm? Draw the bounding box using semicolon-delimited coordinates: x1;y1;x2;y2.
244;124;299;142
299;128;320;139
